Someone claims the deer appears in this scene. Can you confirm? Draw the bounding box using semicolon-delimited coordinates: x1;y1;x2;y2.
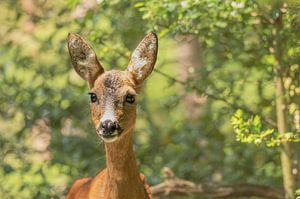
65;32;158;199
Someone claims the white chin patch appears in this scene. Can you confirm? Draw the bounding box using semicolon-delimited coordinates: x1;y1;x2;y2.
101;136;119;143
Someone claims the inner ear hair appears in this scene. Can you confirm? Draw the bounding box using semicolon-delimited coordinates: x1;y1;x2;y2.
126;32;158;85
67;33;104;87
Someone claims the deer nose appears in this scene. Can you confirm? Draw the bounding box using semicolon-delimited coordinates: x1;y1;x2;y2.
100;120;118;135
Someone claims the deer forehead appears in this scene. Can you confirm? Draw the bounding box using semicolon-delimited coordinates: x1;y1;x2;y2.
92;70;136;98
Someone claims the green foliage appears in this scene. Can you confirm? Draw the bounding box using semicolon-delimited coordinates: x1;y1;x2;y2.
231;110;300;147
137;0;300;143
1;0;300;198
296;188;300;198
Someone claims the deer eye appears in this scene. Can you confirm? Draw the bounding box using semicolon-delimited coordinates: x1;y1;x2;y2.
88;92;98;103
125;94;135;104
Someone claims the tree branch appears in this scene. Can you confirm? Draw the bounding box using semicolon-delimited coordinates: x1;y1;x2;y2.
150;168;284;199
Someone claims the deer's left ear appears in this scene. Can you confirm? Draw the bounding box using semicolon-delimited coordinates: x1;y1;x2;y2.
126;32;158;85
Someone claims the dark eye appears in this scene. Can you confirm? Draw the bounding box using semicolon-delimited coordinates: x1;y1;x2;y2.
88;92;98;103
125;94;135;104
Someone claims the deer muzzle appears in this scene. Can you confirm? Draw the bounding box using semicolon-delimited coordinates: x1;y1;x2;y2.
97;120;122;143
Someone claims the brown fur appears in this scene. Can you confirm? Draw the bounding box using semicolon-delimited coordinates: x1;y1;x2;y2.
66;33;157;199
89;71;137;134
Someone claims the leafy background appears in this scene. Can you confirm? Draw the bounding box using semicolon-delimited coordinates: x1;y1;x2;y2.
0;0;299;198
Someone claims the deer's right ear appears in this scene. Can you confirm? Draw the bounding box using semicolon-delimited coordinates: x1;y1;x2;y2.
67;33;104;87
126;32;158;86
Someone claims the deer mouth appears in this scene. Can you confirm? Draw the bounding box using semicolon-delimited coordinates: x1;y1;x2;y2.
101;132;119;143
101;135;119;143
96;129;123;143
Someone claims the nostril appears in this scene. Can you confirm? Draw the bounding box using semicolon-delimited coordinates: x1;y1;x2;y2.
100;121;106;130
115;122;121;131
100;120;119;133
108;121;117;132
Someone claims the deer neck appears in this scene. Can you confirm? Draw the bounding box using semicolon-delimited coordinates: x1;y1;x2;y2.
104;129;148;198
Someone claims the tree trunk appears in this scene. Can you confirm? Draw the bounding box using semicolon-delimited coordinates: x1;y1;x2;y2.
273;7;296;199
175;35;206;121
275;75;295;199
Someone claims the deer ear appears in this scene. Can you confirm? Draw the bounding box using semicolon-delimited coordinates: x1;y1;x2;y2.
127;32;158;85
67;33;104;87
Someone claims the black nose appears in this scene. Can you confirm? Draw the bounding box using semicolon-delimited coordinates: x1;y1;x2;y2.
100;120;119;135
